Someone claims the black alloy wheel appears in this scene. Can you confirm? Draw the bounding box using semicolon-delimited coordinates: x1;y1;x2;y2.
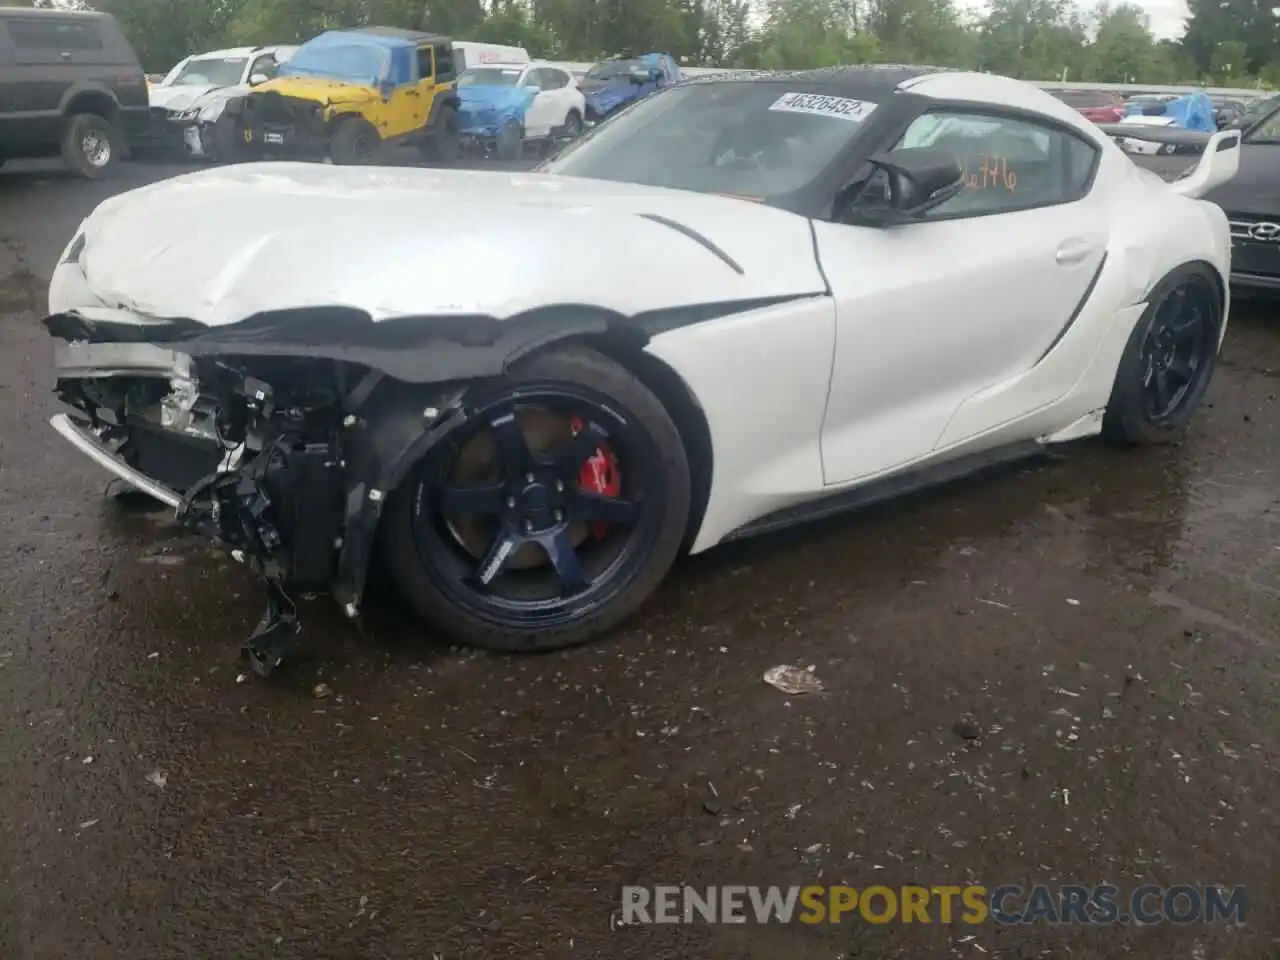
1103;265;1222;444
1139;280;1216;422
383;347;691;651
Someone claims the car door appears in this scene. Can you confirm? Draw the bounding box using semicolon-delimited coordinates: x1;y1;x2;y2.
814;108;1107;486
522;67;569;137
379;43;430;137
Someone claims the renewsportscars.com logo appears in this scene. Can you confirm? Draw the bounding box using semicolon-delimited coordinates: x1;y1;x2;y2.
618;884;1250;926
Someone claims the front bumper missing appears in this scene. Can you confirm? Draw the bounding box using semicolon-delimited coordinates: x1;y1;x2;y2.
48;333;474;676
52;412;302;672
51;413;181;509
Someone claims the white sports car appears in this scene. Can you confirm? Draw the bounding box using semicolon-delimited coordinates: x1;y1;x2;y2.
43;66;1241;674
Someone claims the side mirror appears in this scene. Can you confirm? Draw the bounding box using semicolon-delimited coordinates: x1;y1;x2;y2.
841;148;964;226
248;73;269;86
629;70;649;85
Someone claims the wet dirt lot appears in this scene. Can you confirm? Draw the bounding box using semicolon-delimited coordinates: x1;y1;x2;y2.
0;157;1276;960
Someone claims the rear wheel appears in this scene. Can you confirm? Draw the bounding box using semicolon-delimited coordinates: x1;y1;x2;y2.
210;117;243;164
61;113;121;179
382;346;691;652
329;118;383;165
420;105;460;164
562;109;584;139
495;121;523;161
1102;264;1222;445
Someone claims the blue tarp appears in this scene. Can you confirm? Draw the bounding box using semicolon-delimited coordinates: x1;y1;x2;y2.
579;52;680;119
1124;91;1218;133
457;81;537;138
280;31;415;87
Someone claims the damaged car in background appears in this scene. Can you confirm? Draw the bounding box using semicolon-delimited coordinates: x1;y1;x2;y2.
44;67;1240;676
148;45;297;160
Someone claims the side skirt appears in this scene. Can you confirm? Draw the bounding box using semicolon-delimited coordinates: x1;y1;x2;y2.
720;439;1049;544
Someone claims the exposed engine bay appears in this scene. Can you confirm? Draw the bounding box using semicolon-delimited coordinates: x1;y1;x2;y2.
46;312;480;676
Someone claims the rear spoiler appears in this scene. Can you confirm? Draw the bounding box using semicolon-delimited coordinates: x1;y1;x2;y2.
1095;125;1242;199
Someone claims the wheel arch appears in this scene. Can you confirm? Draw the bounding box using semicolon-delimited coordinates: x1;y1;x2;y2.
204;301;765;608
61;86;120;123
1144;258;1227;328
568;331;714;551
475;307;715;549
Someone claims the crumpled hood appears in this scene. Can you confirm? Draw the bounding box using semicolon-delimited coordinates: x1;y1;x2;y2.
149;84;218;111
251;75;377;106
581;82;644;115
65;163;826;327
189;83;251;118
457;84;537;132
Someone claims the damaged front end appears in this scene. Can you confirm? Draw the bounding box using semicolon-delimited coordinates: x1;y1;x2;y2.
45;310;477;675
232;90;331;159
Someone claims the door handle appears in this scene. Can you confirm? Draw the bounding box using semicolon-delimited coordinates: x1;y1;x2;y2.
1055;239;1095;265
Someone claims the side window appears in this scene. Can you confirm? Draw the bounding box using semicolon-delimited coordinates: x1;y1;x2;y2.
416;45;434;82
434;44;455;83
521;68;544;89
540;68;568;91
7;17;104;64
249;54;278;81
885;110;1099;218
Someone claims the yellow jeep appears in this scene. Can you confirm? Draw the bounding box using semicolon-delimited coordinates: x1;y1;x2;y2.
230;27;461;164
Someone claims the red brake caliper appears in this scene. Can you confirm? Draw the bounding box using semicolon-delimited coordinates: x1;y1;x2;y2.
569;415;620;540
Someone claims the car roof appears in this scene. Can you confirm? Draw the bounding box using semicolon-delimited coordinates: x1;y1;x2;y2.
341;26;448;46
684;64;955;97
681;67;1105;142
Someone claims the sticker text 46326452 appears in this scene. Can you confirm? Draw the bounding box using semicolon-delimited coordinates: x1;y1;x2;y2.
769;92;877;123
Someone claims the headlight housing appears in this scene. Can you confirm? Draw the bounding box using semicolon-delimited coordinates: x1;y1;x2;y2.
61;232;86;266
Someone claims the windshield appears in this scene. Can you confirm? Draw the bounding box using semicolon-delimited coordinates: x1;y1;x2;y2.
169;57;246;87
458;67;522;86
283;42;389;85
1244;103;1280;144
586;58;645;81
544;82;877;201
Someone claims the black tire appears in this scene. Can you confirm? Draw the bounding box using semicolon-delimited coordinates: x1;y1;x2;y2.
60;113;122;179
1102;262;1223;445
562;109;583;139
210;117;243;164
329;117;383;165
419;105;460;164
495;121;523;161
382;345;691;653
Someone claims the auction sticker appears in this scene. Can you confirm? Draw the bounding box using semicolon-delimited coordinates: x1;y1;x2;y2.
769;92;877;122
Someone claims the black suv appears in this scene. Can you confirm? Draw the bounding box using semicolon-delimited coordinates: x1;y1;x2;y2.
0;8;149;178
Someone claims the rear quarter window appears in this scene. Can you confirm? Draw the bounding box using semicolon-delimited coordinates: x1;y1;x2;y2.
7;18;103;51
3;15;137;66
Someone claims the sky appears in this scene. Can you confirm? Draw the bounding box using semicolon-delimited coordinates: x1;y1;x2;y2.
1129;0;1190;39
954;0;1190;40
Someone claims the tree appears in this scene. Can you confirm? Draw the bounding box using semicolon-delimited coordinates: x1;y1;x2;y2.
15;0;1269;85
